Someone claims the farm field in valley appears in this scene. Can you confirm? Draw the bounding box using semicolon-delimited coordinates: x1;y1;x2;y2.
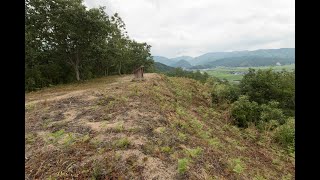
202;64;295;83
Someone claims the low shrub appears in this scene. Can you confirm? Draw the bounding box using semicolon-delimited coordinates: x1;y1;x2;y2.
260;101;286;125
273;118;295;152
231;95;260;127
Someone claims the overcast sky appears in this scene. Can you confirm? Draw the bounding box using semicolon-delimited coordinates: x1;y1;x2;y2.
83;0;294;58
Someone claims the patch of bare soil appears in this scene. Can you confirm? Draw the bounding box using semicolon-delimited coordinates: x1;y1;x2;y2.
118;149;176;180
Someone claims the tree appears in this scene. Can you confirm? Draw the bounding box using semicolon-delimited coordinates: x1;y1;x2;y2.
231;95;261;127
239;69;295;116
260;101;286;125
25;0;154;91
50;1;112;81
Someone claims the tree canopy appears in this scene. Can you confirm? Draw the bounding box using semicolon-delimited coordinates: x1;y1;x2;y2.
25;0;154;91
239;69;295;116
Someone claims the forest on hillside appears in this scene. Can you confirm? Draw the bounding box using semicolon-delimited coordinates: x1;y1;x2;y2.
25;0;154;91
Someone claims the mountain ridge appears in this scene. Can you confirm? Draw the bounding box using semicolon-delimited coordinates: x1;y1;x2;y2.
171;60;192;68
152;48;295;68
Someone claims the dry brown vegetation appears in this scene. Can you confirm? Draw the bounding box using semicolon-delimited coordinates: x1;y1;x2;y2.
25;73;294;179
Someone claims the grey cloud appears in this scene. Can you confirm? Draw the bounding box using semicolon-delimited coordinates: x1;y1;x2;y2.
84;0;294;58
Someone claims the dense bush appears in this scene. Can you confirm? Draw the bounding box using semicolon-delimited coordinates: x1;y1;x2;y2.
273;118;295;151
208;79;240;104
211;83;230;104
231;99;285;128
256;120;279;132
239;69;294;116
231;95;261;127
231;98;287;128
260;101;286;125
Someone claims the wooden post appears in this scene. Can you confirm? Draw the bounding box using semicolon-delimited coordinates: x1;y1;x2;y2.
142;67;144;78
132;65;145;81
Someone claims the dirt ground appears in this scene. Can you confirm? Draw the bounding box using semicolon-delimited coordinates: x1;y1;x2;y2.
26;73;179;179
25;73;294;179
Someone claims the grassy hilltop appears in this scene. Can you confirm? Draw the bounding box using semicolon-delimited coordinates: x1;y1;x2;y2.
25;73;294;179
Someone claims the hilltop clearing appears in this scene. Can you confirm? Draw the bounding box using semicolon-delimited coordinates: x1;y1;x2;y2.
25;73;294;179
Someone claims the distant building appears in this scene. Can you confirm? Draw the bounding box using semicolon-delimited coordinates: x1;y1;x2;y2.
231;71;246;75
276;62;281;66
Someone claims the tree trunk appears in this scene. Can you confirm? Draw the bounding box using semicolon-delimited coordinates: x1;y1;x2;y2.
67;55;80;81
75;65;80;81
75;49;81;81
118;61;122;75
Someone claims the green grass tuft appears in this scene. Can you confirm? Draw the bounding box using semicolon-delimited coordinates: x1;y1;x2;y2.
185;147;203;158
178;158;190;174
113;138;130;149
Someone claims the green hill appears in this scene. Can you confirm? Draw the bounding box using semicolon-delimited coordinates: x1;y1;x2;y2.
171;60;192;68
171;56;193;62
154;62;175;72
152;56;178;66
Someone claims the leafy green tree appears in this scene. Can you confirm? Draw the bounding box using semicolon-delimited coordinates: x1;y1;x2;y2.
260;101;286;125
49;1;111;81
239;69;294;116
231;95;261;127
25;0;153;91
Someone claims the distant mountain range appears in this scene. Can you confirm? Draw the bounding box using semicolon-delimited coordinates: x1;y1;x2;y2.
152;56;193;67
152;48;295;69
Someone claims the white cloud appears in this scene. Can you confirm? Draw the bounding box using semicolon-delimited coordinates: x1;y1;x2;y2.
84;0;295;58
